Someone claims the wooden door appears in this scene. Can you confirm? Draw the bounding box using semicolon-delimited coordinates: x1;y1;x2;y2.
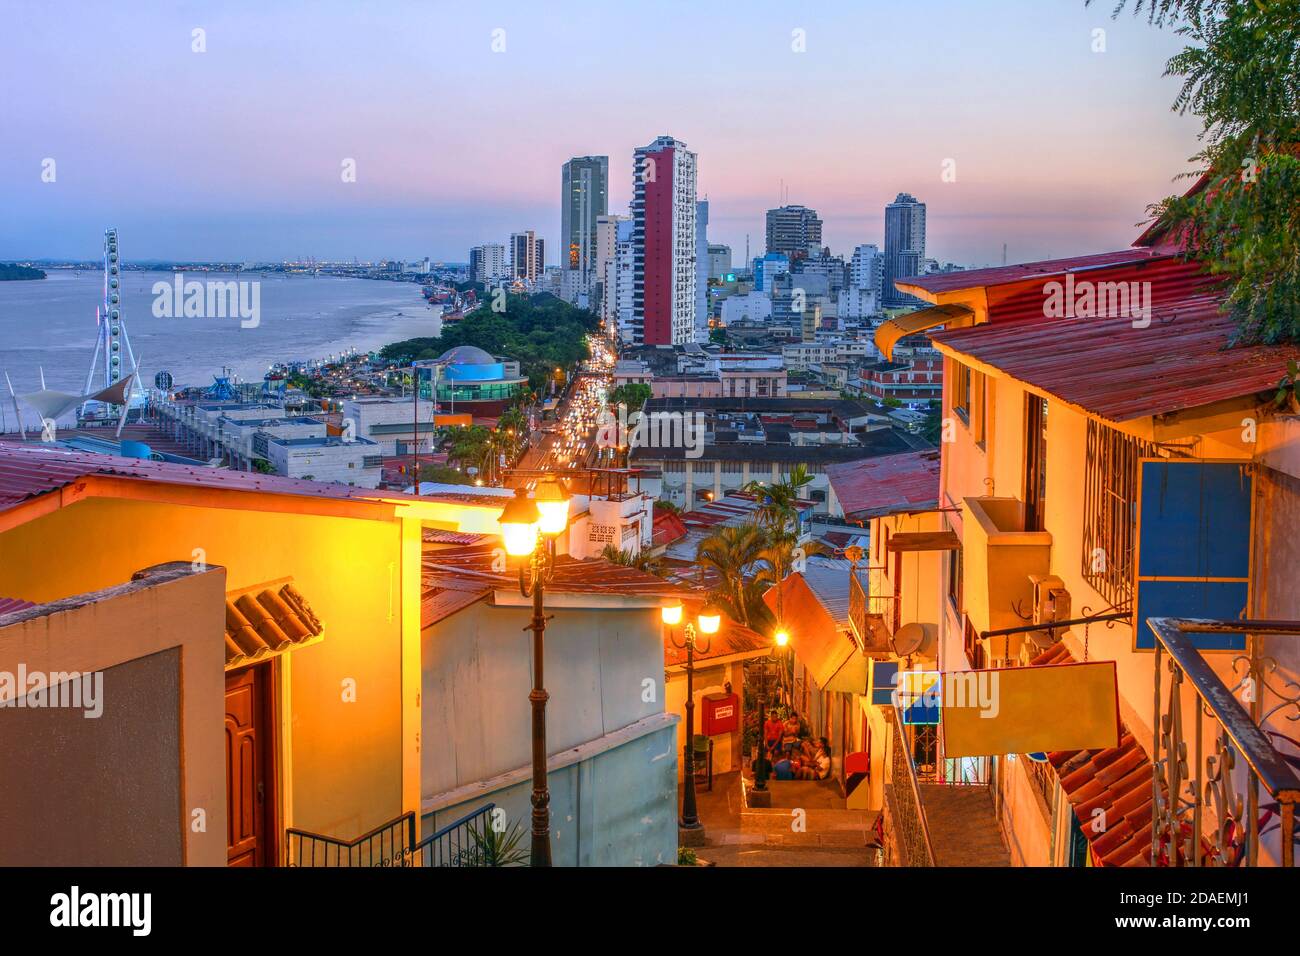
225;665;274;866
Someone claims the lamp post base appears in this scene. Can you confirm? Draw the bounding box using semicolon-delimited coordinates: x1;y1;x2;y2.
678;822;707;847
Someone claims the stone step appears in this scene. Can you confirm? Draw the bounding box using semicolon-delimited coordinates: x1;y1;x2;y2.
916;784;1011;867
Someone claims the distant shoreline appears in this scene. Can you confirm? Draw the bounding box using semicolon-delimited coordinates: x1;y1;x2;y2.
0;264;46;281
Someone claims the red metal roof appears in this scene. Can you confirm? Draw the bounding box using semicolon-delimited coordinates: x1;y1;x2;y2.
929;259;1300;422
896;249;1169;297
651;510;688;548
0;442;507;516
826;450;942;519
422;542;688;627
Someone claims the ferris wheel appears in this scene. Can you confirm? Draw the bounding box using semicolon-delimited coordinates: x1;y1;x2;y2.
80;228;145;420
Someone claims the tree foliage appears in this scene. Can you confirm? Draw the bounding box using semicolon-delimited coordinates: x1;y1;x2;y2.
1100;0;1300;343
380;293;601;388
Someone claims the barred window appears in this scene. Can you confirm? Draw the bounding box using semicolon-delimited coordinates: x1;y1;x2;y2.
1080;420;1160;608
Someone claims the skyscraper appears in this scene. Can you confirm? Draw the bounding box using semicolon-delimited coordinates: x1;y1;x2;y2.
631;135;697;346
560;156;609;301
595;213;628;323
510;231;544;283
883;193;926;307
469;243;508;283
765;205;822;262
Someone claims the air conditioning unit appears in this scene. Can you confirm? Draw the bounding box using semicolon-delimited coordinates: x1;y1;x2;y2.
1029;574;1070;628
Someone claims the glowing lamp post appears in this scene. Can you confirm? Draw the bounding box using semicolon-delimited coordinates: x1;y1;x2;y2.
498;477;571;867
664;602;722;830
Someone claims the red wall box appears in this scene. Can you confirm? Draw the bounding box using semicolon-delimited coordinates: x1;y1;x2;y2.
701;692;739;736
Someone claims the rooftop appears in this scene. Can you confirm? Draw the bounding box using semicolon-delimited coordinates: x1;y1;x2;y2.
826;449;942;519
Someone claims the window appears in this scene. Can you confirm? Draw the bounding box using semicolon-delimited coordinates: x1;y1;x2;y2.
1081;420;1160;608
952;362;971;425
946;535;963;613
1023;395;1048;532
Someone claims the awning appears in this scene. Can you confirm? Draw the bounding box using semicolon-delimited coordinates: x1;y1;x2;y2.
887;531;961;552
767;575;866;693
874;304;973;360
225;579;324;669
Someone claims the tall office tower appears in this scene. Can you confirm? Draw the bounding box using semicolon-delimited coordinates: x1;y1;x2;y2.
765;205;823;262
510;231;544;283
560;156;609;301
469;243;508;283
594;213;626;319
883;193;926;307
631;135;698;346
695;200;710;342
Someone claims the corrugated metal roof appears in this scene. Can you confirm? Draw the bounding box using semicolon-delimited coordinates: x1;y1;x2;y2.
929;259;1300;422
795;559;859;630
0;442;506;515
422;542;687;622
896;249;1170;298
826;450;942;520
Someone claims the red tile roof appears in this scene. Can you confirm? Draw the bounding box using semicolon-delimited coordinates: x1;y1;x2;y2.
225;582;323;669
0;442;506;516
0;596;35;617
423;528;492;545
896;249;1169;297
929;259;1300;422
826;449;942;519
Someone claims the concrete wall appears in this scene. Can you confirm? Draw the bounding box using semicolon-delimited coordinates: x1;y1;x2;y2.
0;496;411;841
0;564;227;865
421;600;678;865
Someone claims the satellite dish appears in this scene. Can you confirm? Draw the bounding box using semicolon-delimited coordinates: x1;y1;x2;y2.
154;370;174;391
892;622;936;658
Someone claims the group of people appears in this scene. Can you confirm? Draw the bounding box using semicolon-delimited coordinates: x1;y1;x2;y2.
760;709;831;781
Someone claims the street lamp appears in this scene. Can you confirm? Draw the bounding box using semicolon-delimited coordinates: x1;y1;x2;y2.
752;627;791;793
663;602;721;831
498;477;571;867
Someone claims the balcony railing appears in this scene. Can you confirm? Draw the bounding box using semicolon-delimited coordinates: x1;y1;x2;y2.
286;803;499;867
883;703;936;867
1148;617;1300;867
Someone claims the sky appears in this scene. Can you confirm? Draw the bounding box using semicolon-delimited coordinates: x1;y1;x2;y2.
1;0;1203;267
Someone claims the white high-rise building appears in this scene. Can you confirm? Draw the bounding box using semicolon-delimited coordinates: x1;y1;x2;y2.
469;243;508;283
595;213;626;319
631;135;697;346
850;244;884;302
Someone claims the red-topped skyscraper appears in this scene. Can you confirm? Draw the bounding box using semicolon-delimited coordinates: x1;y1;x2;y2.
631;135;697;346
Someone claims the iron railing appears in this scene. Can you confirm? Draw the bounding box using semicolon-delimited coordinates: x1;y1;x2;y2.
415;804;499;867
286;812;415;867
1148;617;1300;867
286;803;499;867
884;704;936;867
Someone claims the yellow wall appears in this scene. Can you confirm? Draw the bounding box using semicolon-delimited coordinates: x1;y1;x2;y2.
0;496;408;840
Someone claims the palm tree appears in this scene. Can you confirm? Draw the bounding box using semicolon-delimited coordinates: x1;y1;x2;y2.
695;523;766;625
743;465;817;629
601;544;663;575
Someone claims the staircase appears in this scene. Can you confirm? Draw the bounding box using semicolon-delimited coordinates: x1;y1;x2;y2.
916;784;1010;867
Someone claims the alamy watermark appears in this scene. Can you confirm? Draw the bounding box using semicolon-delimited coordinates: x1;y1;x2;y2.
894;669;1000;719
595;404;705;459
152;273;261;328
0;665;103;718
1042;273;1151;329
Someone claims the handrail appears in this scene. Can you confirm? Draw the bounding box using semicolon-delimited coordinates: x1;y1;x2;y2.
285;811;415;867
1148;616;1300;867
415;803;498;867
1149;618;1300;801
887;702;937;866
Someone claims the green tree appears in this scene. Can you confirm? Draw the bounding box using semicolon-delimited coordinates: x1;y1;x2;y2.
1099;0;1300;343
695;523;768;625
609;382;652;413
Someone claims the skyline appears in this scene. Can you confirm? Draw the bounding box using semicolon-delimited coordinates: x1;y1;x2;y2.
4;0;1198;265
